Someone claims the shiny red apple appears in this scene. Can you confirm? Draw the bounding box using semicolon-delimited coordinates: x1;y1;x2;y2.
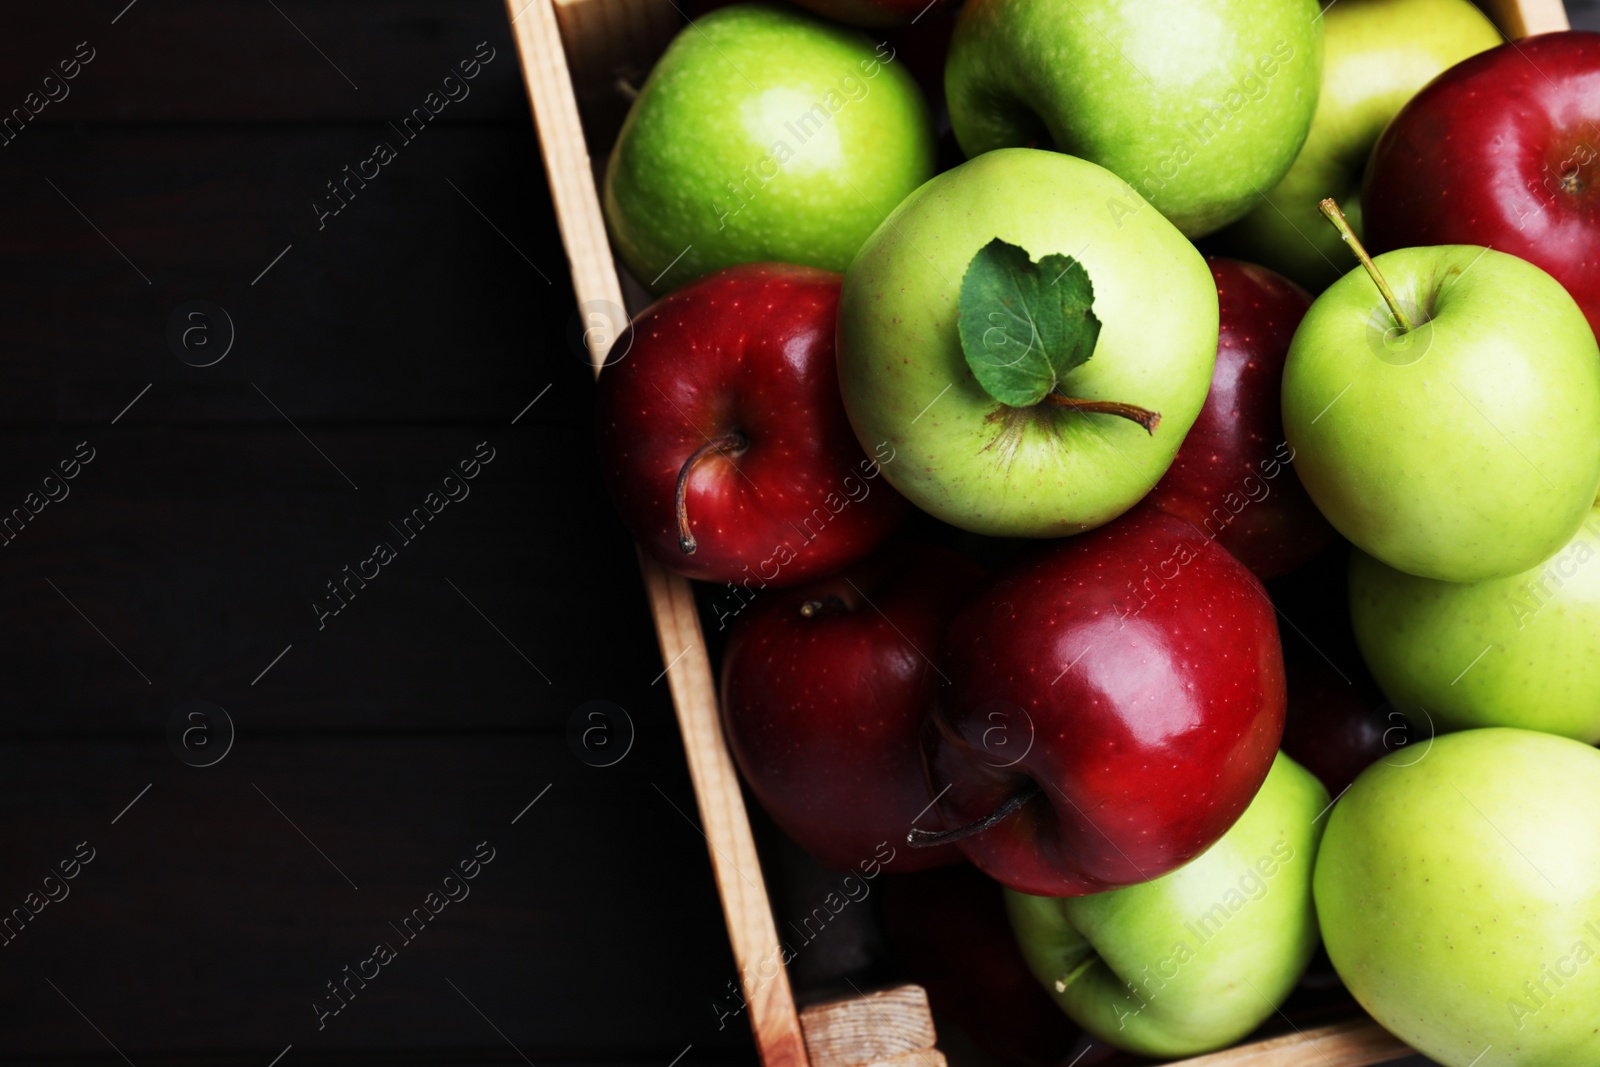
882;863;1081;1067
1364;31;1600;338
1147;258;1335;579
920;506;1286;897
720;540;981;872
595;264;906;586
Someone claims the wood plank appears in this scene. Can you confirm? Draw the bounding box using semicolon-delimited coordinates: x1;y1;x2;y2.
506;2;811;1065
0;735;754;1057
799;985;938;1067
0;126;567;425
1169;1019;1414;1067
855;1053;947;1067
0;1;527;124
0;424;661;736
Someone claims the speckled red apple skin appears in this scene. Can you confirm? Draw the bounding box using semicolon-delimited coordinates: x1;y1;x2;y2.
720;541;983;872
926;507;1286;897
1148;258;1334;579
1363;32;1600;338
595;264;907;586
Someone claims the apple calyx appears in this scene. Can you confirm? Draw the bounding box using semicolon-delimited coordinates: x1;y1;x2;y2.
1319;198;1414;333
798;595;849;619
675;430;749;555
958;238;1160;432
906;779;1042;848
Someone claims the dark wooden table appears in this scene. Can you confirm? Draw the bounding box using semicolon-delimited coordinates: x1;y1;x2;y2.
3;1;1596;1065
0;2;754;1063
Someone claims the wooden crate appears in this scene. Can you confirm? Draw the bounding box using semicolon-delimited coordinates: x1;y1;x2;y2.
504;0;1571;1063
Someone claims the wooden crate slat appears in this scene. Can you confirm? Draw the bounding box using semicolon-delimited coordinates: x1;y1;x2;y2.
851;1051;948;1067
799;985;938;1067
1169;1019;1413;1067
505;2;812;1066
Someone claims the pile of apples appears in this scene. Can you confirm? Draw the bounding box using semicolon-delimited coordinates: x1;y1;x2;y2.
589;0;1600;1062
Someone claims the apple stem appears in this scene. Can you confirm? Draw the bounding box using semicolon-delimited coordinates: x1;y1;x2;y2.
675;431;748;555
1054;953;1099;993
1043;394;1161;434
1319;198;1413;333
905;779;1042;849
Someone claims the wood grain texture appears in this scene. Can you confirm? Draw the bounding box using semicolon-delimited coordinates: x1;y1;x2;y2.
853;1052;948;1067
507;2;810;1065
1169;1019;1415;1067
799;985;938;1067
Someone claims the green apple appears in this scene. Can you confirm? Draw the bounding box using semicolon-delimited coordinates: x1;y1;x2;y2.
1349;505;1600;744
603;2;935;293
1316;728;1600;1067
836;148;1217;538
1281;243;1600;582
944;0;1323;238
1005;753;1328;1058
1215;0;1501;290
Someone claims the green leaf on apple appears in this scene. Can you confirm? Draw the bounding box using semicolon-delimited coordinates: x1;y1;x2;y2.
958;238;1101;409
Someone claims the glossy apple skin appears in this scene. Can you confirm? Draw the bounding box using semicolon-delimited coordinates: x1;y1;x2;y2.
595;264;907;586
1316;728;1600;1066
1364;32;1600;339
1281;245;1600;583
1214;0;1501;291
882;864;1082;1067
944;0;1324;238
1147;259;1333;579
721;541;980;872
1349;505;1600;744
837;149;1218;539
603;3;936;292
925;507;1287;897
1006;753;1328;1058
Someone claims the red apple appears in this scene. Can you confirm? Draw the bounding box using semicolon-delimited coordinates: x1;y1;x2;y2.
1363;31;1600;338
1280;655;1404;799
1147;258;1335;579
720;539;981;872
595;264;906;586
919;507;1286;897
882;863;1081;1067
